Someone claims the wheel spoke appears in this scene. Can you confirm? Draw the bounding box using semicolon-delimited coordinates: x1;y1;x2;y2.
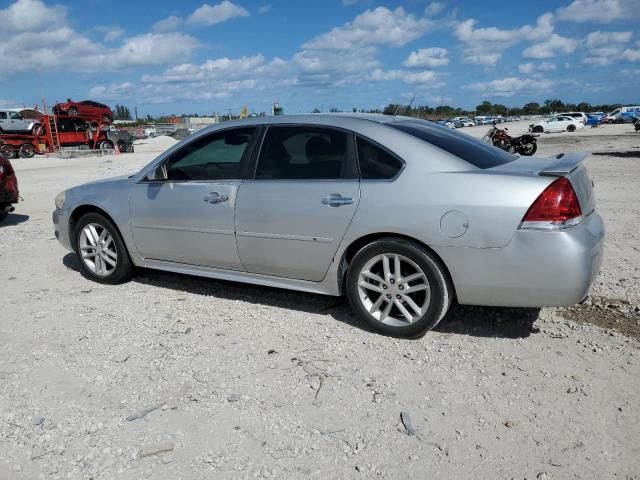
382;255;391;281
359;281;383;293
101;254;116;267
394;299;414;322
361;270;385;285
393;254;401;280
402;295;423;316
82;251;96;259
83;226;96;246
104;247;117;260
404;284;428;294
403;272;426;283
80;244;94;252
379;300;393;322
369;294;385;314
99;228;108;243
89;225;101;245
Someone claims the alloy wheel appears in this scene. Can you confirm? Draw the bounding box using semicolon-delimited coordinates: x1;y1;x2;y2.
78;222;118;277
357;253;431;327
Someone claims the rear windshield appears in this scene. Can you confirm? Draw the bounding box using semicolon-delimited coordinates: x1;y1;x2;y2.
389;120;516;169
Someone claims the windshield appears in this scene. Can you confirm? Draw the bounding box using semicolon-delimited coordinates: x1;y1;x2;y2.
389;120;516;169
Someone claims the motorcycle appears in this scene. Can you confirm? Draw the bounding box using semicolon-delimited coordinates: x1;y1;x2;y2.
483;124;538;156
634;117;640;132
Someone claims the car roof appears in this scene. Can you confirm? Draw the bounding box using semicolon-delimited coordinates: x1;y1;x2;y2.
201;112;423;129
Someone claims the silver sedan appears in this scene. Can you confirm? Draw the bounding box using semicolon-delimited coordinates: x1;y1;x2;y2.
53;114;604;336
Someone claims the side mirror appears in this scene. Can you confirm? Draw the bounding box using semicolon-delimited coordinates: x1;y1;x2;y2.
146;164;168;181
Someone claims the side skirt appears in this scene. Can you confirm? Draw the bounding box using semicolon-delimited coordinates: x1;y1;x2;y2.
139;258;341;296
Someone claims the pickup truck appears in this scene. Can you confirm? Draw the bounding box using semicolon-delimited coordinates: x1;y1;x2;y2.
0;109;42;135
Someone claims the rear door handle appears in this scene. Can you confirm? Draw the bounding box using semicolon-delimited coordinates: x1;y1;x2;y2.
203;192;229;204
321;194;354;207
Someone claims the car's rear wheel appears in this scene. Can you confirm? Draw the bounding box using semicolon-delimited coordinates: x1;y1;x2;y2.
74;213;133;284
346;239;451;337
567;124;576;132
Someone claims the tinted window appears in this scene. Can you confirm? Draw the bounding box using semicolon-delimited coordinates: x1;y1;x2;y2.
357;137;403;179
0;112;7;119
256;126;355;179
166;128;255;181
10;112;21;120
389;121;515;169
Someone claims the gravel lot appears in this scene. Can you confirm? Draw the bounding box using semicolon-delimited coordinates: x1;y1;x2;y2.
1;122;639;479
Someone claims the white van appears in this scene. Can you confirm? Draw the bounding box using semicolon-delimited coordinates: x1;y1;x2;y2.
606;106;640;123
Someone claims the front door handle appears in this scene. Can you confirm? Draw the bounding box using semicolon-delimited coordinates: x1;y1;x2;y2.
321;194;354;207
203;192;229;204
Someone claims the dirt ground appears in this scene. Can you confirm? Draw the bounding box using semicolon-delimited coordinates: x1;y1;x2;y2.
1;122;639;479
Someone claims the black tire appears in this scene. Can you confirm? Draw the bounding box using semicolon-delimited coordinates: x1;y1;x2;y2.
1;145;16;159
19;143;35;158
68;107;79;116
73;212;133;284
533;125;543;133
519;142;537;156
567;124;576;132
98;140;114;150
346;238;451;337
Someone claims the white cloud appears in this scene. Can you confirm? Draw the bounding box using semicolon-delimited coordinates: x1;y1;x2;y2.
557;0;640;23
425;2;445;16
303;7;430;51
403;47;449;68
584;31;632;47
103;26;124;42
621;48;640;61
455;13;554;66
371;69;443;85
518;62;556;74
468;76;554;97
152;15;183;33
0;0;66;34
581;31;635;65
523;34;577;59
258;5;271;14
153;1;249;32
187;1;249;26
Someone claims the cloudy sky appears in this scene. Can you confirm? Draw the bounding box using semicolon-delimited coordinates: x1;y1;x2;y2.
1;0;639;115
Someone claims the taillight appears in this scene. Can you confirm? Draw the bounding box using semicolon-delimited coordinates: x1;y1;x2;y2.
520;177;582;230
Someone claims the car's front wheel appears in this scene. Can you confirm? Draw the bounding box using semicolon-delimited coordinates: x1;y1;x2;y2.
346;239;451;337
74;213;133;284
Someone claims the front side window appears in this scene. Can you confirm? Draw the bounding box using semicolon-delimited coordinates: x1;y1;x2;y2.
10;112;22;120
255;126;356;180
356;137;404;179
165;128;255;181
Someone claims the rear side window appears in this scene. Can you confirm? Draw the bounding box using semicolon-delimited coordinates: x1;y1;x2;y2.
255;126;356;180
356;137;404;179
389;121;515;169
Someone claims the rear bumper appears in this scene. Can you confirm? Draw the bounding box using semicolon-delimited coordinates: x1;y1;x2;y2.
436;212;605;307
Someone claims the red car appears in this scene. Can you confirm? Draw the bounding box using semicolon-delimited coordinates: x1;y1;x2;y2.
53;100;114;123
0;153;19;222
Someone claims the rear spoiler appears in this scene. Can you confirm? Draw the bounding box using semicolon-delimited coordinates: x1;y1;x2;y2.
538;152;589;176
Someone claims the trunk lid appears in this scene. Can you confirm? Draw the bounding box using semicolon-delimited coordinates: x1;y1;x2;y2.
489;151;596;216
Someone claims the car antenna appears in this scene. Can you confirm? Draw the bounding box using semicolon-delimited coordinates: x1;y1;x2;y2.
393;93;416;116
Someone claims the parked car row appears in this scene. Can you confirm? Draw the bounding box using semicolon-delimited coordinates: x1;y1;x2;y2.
435;115;522;129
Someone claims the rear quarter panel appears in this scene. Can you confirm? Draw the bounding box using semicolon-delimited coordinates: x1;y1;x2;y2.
342;127;554;249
